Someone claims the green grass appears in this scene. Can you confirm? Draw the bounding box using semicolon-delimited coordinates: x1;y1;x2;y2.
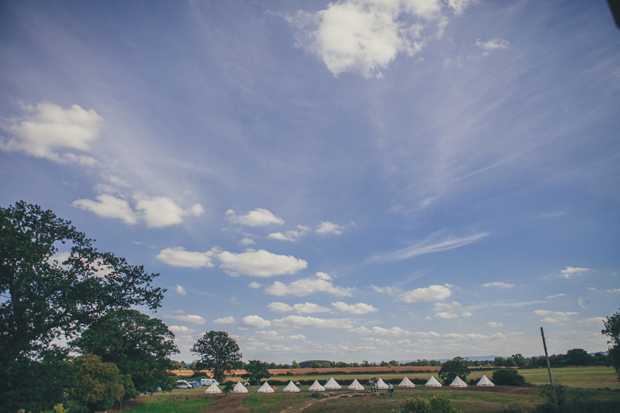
518;366;620;389
122;389;215;413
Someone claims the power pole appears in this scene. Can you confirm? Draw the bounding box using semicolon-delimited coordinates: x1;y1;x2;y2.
540;327;559;411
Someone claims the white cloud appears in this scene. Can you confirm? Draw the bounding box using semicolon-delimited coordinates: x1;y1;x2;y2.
248;282;262;289
374;231;489;262
241;315;272;328
267;302;332;314
267;302;294;312
73;193;203;228
476;38;510;51
316;271;332;280
164;314;207;325
226;208;284;227
435;312;458;319
73;194;138;224
332;302;378;315
349;326;372;334
577;317;605;326
399;285;451;303
546;293;565;299
487;322;503;328
268;225;309;241
461;311;473;317
481;282;514;288
213;316;235;325
265;275;355;297
350;326;409;336
316;221;345;235
239;237;256;245
168;325;195;334
534;310;578;323
559;266;590;278
289;0;459;78
434;301;461;310
218;249;307;277
0;102;103;164
272;315;353;329
289;334;306;340
175;284;187;295
157;247;215;268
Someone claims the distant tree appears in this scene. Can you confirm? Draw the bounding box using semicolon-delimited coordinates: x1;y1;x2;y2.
362;360;371;367
566;348;594;366
242;360;271;384
380;360;389;366
439;356;470;385
71;309;179;393
492;369;526;386
291;360;300;369
191;331;242;383
510;353;527;367
70;353;134;413
602;308;620;380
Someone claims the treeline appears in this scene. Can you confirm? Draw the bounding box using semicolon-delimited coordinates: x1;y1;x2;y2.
493;349;607;368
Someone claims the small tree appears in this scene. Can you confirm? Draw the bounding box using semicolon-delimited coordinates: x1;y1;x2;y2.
492;369;526;386
191;331;242;383
242;359;271;384
602;308;620;381
397;394;461;413
439;356;470;385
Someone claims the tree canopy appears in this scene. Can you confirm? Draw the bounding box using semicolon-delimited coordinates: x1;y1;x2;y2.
242;359;271;384
438;356;470;385
71;309;179;392
0;201;165;366
191;331;242;383
602;308;620;380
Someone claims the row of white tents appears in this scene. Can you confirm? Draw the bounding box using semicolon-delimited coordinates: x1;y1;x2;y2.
204;375;495;394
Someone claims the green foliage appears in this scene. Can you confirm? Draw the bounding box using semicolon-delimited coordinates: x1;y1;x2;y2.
395;395;461;413
191;331;242;383
242;359;271;384
565;348;594;366
602;308;620;380
534;384;620;413
71;353;131;412
439;356;470;385
71;309;179;393
492;369;527;386
222;381;235;396
510;354;527;367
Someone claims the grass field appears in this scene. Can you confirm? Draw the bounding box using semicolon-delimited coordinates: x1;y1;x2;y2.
120;366;620;413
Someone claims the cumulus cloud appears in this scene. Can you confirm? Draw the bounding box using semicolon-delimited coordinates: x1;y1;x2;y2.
332;302;378;315
168;325;195;334
272;315;352;329
157;247;215;268
373;231;489;262
213;316;235;325
435;312;459;319
248;282;262;289
217;249;307;277
288;0;471;78
534;310;578;323
164;314;207;325
559;267;590;278
265;274;355;297
268;225;310;241
241;315;272;328
0;102;103;164
476;38;510;52
239;237;256;245
482;282;514;288
73;193;203;228
175;284;187;295
316;221;345;235
373;284;452;303
289;334;306;340
350;326;409;336
487;322;503;328
577;317;605;326
226;208;284;226
435;301;461;310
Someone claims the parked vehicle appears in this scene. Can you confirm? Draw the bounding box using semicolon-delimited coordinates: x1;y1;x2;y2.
189;380;201;387
200;378;219;386
176;380;191;389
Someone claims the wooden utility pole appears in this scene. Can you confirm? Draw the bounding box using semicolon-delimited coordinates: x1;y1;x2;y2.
540;327;559;411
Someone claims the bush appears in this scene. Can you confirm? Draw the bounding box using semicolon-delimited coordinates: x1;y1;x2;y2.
395;394;461;413
492;369;526;386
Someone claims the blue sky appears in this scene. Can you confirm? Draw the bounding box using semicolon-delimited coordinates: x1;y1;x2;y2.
1;0;619;364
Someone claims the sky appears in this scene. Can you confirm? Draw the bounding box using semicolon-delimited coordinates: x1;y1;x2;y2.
1;0;619;364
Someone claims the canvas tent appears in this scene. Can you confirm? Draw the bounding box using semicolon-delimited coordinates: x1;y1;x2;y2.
283;381;300;393
398;377;415;388
348;379;364;391
376;378;389;390
450;376;467;387
425;376;442;387
204;382;221;393
232;382;248;393
308;380;325;392
324;377;341;390
477;375;494;387
257;382;275;393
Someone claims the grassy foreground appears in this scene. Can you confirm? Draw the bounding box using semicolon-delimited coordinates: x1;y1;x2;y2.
120;366;620;413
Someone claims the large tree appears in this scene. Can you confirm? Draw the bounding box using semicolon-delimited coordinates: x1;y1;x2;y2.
191;331;242;383
242;359;271;384
71;309;179;393
602;308;620;380
438;356;470;385
0;201;164;364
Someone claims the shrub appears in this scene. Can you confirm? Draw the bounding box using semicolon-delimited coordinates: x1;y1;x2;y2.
492;369;526;386
395;394;461;413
